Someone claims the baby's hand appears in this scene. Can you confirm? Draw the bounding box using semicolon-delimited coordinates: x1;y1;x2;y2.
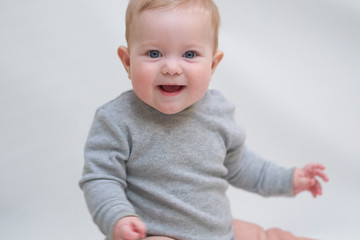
113;216;147;240
293;163;329;197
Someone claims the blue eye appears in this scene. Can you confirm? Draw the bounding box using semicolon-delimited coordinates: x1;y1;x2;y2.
184;51;197;59
147;50;162;58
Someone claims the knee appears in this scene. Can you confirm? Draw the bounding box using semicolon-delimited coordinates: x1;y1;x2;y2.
265;228;281;240
144;237;175;240
265;228;295;240
232;219;267;240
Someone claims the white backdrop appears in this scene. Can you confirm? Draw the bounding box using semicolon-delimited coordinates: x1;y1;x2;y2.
1;0;359;239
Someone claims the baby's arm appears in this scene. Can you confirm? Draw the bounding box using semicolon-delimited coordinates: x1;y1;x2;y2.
293;163;329;197
113;216;147;240
80;109;139;238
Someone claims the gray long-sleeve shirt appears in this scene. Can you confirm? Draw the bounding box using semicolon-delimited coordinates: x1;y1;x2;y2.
79;90;294;240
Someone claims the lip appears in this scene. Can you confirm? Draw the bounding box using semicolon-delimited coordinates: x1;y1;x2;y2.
157;85;186;96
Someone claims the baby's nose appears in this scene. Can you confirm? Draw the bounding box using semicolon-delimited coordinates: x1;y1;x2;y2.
160;57;183;76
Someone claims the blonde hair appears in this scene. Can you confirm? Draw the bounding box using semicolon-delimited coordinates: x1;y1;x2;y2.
125;0;221;51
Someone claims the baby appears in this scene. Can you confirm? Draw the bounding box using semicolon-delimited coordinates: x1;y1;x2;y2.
79;0;329;240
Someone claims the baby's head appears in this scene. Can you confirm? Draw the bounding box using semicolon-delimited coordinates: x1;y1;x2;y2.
118;0;224;114
125;0;221;52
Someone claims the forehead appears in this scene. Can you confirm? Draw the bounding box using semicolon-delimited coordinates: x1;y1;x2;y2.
129;6;214;44
135;1;212;18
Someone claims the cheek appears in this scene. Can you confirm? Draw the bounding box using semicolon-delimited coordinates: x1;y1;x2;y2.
189;63;212;86
130;61;156;84
129;61;158;103
186;65;212;101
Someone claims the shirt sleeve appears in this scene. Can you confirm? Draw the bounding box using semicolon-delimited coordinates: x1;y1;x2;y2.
224;130;295;197
79;108;137;239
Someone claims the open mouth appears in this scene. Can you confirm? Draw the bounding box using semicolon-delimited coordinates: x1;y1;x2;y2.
158;85;185;95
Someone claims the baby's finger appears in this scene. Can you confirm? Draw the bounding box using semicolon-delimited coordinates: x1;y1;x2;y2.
121;224;140;240
305;163;325;171
134;220;147;238
310;180;322;198
303;164;318;177
308;186;317;198
314;169;329;182
306;182;317;197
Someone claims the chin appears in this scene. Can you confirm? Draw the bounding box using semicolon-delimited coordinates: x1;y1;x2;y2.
157;108;183;115
155;105;187;115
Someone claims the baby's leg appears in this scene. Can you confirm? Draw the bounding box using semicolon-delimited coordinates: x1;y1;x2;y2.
142;221;314;240
143;237;175;240
232;219;315;240
232;219;267;240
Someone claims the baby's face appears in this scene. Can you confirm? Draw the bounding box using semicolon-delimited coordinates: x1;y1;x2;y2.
122;6;222;114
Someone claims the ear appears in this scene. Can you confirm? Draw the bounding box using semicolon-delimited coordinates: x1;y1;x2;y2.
211;50;224;74
117;46;131;79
